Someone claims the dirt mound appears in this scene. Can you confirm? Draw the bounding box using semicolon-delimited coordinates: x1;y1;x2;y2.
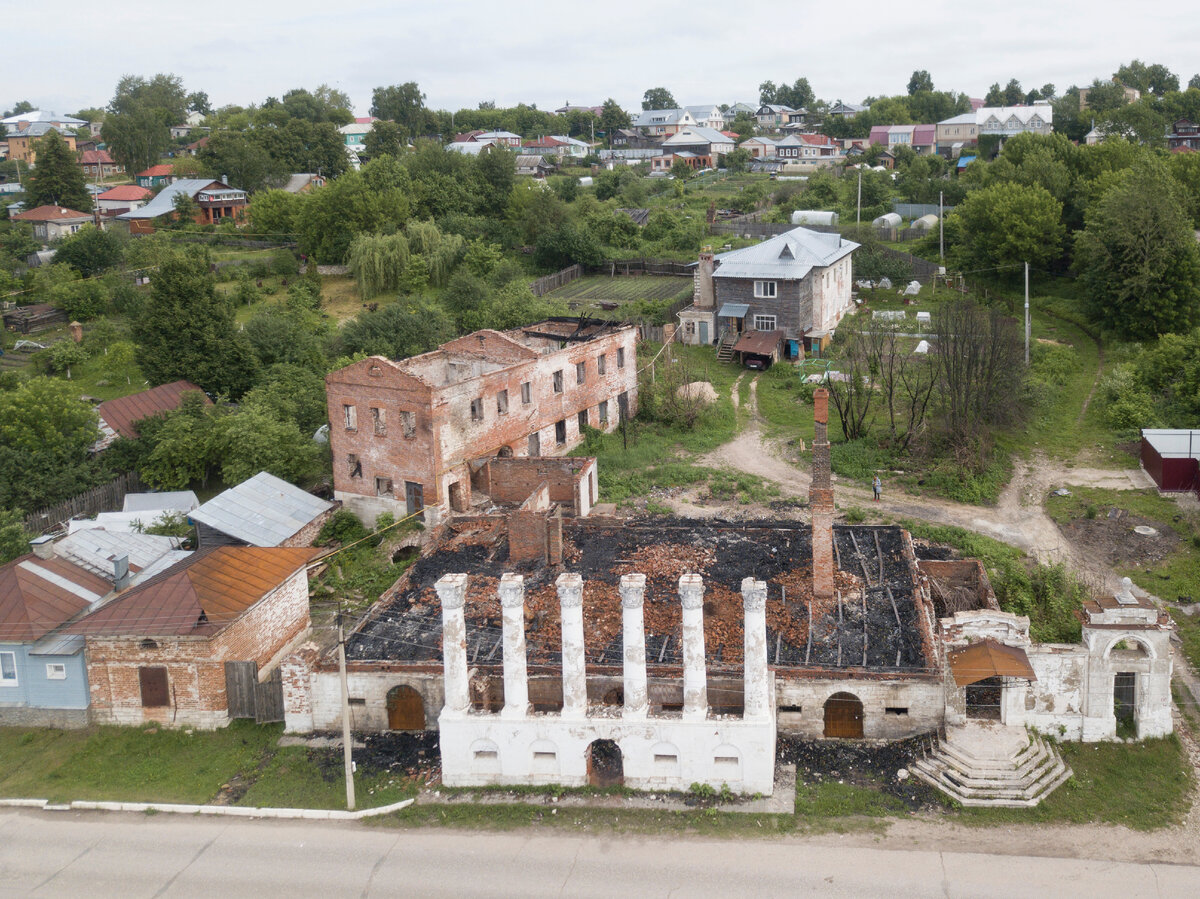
676;381;719;405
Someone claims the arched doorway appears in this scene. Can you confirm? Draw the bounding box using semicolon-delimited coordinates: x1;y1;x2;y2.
823;692;864;738
586;739;624;787
965;676;1003;720
386;685;425;730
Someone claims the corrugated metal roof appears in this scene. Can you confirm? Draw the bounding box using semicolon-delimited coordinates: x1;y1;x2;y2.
713;227;859;281
117;180;218;220
0;554;112;642
124;491;199;514
732;329;784;355
29;632;84;656
55;529;180;579
948;639;1037;686
191;472;334;547
717;303;749;318
96;381;209;438
938;113;976;125
1;110;86;125
663;127;732;147
66;545;314;637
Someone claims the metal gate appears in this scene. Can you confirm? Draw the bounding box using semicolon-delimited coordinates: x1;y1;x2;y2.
1114;672;1136;723
224;661;285;723
823;692;864;738
966;676;1004;721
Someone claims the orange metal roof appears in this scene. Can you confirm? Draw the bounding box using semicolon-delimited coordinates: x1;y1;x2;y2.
948;638;1036;686
97;381;210;438
732;329;784;356
67;545;315;637
0;554;112;642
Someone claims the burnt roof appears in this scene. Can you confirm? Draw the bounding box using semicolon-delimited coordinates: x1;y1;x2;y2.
347;519;936;676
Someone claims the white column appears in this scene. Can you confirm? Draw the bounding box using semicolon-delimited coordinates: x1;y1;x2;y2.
557;572;587;718
620;574;648;719
499;573;528;718
679;573;708;721
436;574;469;717
741;577;769;720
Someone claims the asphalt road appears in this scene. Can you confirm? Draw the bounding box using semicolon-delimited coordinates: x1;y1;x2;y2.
1;808;1198;897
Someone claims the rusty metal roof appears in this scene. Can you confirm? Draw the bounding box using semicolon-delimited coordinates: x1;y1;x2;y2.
0;554;111;642
66;545;314;637
732;329;784;356
97;380;210;439
948;638;1036;686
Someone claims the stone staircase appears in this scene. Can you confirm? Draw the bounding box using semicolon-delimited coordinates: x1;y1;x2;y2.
912;722;1072;808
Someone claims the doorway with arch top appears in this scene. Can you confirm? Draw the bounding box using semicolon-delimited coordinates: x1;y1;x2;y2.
823;692;864;738
386;685;425;731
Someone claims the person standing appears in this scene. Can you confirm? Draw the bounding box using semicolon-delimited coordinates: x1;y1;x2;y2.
872;474;882;502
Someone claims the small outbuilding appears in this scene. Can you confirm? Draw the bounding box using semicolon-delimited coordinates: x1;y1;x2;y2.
1140;429;1200;495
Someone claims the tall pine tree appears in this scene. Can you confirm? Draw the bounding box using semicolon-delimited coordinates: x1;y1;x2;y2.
26;130;92;212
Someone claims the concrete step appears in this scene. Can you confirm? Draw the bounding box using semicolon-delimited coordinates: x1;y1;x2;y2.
937;741;1050;782
912;734;1073;808
936;735;1042;772
938;759;1067;799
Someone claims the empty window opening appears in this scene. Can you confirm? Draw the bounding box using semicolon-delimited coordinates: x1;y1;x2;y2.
400;410;416;438
965;676;1003;721
348;697;366;706
577;410;588;433
496;390;509;414
470;397;484;421
779;705;803;714
885;707;908;716
714;756;739;766
576;361;586;384
598;400;608;423
347;454;362;478
553;370;563;393
521;381;532;404
597;354;607;375
372;407;386;436
555;420;567;445
474;750;498;760
617;347;626;369
139;639;158;650
528;433;541;457
586;739;624;787
1114;672;1136;727
343;404;357;430
533;751;557;760
375;477;393;497
654;754;678;765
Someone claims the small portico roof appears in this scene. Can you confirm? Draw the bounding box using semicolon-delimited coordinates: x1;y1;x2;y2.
717;303;748;319
948;638;1037;686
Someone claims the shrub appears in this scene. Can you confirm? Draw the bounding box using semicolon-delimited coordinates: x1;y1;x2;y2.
316;509;370;546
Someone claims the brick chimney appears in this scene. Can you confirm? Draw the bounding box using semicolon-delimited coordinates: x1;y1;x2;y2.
694;251;716;309
810;388;834;599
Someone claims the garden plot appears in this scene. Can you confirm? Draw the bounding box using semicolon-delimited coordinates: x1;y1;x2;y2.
547;275;692;316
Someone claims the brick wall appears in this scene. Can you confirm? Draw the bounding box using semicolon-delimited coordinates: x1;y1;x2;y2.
485;457;592;513
810;388;834;599
282;504;339;548
508;484;551;563
85;568;311;729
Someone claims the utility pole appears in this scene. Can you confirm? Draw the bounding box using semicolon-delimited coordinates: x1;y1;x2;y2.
337;609;356;811
1024;261;1031;366
856;168;862;225
938;190;944;264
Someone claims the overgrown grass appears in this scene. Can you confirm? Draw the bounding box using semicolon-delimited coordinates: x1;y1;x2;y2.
1171;610;1200;673
794;779;908;818
236;745;417;810
0;721;280;803
958;736;1193;830
1046;487;1200;605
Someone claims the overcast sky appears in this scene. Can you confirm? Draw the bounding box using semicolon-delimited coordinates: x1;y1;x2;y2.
8;1;1200;117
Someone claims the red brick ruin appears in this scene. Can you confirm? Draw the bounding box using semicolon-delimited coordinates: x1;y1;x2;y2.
810;388;835;599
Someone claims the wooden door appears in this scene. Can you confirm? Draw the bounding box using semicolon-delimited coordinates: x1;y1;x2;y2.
823;692;864;738
139;666;169;708
405;481;424;516
386;685;425;730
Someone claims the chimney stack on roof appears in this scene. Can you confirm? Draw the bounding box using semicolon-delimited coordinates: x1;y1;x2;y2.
810;388;834;600
30;534;56;560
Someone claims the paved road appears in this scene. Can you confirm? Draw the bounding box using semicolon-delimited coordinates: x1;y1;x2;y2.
2;808;1198;897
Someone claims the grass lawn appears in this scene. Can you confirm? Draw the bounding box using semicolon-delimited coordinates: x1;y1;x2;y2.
0;721;280;804
236;745;417;810
957;736;1193;831
794;779;909;818
228;274;367;326
1045;487;1200;605
1171;609;1200;672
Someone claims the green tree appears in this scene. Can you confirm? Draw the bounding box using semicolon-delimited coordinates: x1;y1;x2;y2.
247;189;303;237
214;406;323;487
0;508;31;564
949;182;1065;274
370;82;428;138
348;231;411;298
54;225;124;276
1190;75;1200;91
138;394;222;489
984;83;1005;106
131;252;259;397
533;222;602;270
240;363;328;433
243;307;328;369
197;130;286;193
186;91;212;115
907;70;934;95
1003;79;1024;105
363;119;405;158
723;147;750;173
641;87;677;110
1075;157;1200;338
26;131;92;211
4;100;34;117
339;299;455;359
102;73;188;174
1115;60;1179;96
598;99;631;144
670;158;694;181
294;168;410;263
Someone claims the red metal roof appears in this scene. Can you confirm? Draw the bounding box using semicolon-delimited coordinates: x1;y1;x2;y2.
79;150;114;164
12;205;92;222
948;639;1037;686
97;381;210;439
66;545;315;637
0;553;112;642
137;164;174;177
97;185;151;201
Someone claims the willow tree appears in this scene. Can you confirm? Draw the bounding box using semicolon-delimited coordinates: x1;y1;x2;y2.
347;232;410;298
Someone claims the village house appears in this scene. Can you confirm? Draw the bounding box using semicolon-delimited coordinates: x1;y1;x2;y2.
474;130;522;148
324;319;638;525
936;113;979;157
1167;119;1200;153
754;104;796;131
78;149;121;179
2;120;79;166
826;101;869;119
65;545;316;729
94;379;211;450
11;205;95;241
661;127;735;161
677;226;859;357
976;103;1053;138
135;164;175;189
609;129;661;150
683;105;726;132
189;471;336;549
632;108;697;137
116;179;248;234
281;173;327;193
515;155;554;178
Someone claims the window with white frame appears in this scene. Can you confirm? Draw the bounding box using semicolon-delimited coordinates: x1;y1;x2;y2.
0;652;17;685
754;280;777;298
46;663;67;680
753;314;776;331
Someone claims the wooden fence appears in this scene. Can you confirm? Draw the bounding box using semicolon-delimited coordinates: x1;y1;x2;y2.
585;259;694;277
530;264;583;297
24;471;143;534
